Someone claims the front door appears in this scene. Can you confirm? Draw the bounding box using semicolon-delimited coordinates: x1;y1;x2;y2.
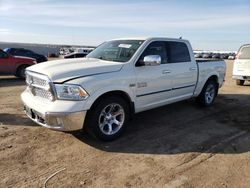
135;41;173;112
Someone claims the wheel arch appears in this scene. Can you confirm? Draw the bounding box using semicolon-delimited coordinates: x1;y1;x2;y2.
207;75;219;84
87;90;135;118
15;64;30;76
204;75;219;96
195;73;220;97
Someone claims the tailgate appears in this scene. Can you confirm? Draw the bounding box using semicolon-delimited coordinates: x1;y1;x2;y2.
233;59;250;76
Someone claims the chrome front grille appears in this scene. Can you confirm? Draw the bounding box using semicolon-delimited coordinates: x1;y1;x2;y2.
26;71;55;101
32;76;48;87
33;87;54;99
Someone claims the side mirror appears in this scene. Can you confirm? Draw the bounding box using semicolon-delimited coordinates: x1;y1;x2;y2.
143;55;161;66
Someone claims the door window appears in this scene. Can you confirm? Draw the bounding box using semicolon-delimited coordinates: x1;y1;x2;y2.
165;41;191;63
138;41;167;64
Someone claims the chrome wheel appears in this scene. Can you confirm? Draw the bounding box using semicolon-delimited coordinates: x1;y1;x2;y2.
205;84;215;104
98;103;125;136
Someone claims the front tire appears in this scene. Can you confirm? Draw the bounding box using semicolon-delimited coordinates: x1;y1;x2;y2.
85;96;130;141
16;65;28;79
236;79;244;86
197;80;218;107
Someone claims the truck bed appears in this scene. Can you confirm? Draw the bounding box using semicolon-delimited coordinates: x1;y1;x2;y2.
193;59;226;97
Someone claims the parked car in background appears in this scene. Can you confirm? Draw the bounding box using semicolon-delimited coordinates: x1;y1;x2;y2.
202;53;212;58
228;53;236;60
212;53;221;59
194;53;203;58
21;37;226;141
4;48;47;63
60;47;94;56
220;53;229;59
74;48;94;54
59;48;71;55
0;49;36;78
233;44;250;85
64;52;87;59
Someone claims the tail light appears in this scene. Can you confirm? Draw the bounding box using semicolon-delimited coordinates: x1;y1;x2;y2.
235;52;239;59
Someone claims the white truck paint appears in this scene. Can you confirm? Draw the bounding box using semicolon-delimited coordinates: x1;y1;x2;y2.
233;44;250;85
21;37;226;140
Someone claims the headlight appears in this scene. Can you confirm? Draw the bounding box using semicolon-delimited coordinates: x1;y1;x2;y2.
55;84;89;100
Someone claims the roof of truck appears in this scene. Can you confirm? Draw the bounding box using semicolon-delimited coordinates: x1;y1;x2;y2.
109;37;189;42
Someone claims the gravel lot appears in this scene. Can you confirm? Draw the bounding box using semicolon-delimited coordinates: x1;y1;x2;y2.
0;60;250;188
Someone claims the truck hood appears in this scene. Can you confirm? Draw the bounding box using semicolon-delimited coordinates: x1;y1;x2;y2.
26;58;123;83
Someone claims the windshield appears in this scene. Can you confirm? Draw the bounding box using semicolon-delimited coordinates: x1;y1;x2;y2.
87;40;144;62
239;46;250;59
3;48;9;52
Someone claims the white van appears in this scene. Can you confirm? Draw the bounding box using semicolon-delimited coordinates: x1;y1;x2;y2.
233;44;250;85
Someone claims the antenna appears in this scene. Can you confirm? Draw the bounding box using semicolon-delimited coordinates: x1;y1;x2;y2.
179;36;182;39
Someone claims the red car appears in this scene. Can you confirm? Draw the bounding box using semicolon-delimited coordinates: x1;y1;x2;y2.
0;49;36;78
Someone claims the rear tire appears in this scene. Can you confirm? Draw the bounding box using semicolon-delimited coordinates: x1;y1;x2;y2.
85;96;130;141
236;79;244;86
196;79;218;107
16;65;29;79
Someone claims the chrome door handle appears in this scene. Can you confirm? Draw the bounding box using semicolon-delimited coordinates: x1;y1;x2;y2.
162;70;171;74
189;67;197;71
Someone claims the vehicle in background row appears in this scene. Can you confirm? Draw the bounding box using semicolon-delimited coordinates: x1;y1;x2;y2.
4;48;47;63
74;48;94;54
212;53;221;59
194;51;236;60
194;53;203;58
21;37;226;141
228;53;236;60
202;53;212;58
59;48;72;55
0;49;36;78
220;53;229;59
233;44;250;85
64;52;87;59
59;47;95;56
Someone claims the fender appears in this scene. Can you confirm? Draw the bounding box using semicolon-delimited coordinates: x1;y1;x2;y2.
82;85;135;111
194;71;219;97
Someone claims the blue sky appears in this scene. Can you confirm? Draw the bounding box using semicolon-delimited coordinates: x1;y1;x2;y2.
0;0;250;50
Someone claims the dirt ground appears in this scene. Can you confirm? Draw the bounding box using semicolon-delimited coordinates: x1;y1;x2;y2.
0;60;250;188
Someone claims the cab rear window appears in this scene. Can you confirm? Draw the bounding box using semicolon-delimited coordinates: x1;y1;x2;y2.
239;46;250;59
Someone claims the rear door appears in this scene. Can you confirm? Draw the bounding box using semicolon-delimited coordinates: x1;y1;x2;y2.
164;41;198;100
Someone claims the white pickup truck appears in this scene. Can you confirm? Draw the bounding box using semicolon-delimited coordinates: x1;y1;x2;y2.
21;37;226;141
